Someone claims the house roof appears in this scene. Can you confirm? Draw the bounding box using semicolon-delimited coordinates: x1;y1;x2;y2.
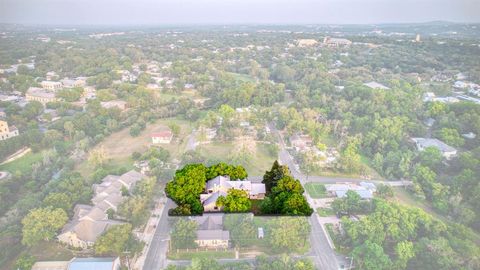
151;130;172;138
363;81;390;90
61;219;124;242
68;257;118;270
196;229;230;241
411;138;457;153
194;214;224;230
202;191;227;207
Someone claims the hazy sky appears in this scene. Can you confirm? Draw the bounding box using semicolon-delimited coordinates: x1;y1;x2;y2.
0;0;479;25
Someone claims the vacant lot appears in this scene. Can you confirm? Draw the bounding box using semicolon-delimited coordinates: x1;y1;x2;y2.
196;142;276;176
305;183;328;198
75;117;192;176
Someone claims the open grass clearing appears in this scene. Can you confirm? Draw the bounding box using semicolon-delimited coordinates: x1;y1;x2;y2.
75;117;192;176
305;183;328;198
0;151;43;174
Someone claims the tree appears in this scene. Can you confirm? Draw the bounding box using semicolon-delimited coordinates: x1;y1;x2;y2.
95;224;142;256
64;121;75;139
216;189;251;212
21;207;68;246
338;138;363;174
352;240;392;270
88;146;108;168
269;217;310;252
42;192;72;212
14;254;36;270
376;184;394;199
171;219;198;249
418;147;443;169
435;128;464;147
169;122;181;138
263;160;291;193
394;241;415;269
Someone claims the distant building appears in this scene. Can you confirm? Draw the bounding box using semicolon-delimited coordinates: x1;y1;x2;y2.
290;134;313;152
258;227;264;239
323;36;352;47
100;100;127;110
60;78;86;88
26;87;59;105
296;39;318;47
0;119;19;141
151;130;173;144
411;138;457;160
325;182;376;199
41;81;63;91
363;81;390;90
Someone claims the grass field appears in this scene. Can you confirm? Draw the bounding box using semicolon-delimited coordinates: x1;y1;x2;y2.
0;151;43;174
305;183;328;198
75;117;192;176
168;250;235;260
317;207;335;217
196;142;276;176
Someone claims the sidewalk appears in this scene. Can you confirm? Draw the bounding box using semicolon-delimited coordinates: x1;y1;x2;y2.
132;197;167;270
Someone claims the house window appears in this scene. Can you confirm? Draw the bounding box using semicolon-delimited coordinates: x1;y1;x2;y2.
214;206;218;210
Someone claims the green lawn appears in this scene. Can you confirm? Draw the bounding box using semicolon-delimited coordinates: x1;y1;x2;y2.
317;207;335;217
168;250;235;260
305;183;328;198
0;151;43;174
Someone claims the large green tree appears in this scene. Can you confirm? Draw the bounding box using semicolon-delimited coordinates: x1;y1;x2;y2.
21;207;68;246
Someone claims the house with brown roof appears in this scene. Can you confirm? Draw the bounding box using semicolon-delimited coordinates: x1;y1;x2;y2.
58;170;144;249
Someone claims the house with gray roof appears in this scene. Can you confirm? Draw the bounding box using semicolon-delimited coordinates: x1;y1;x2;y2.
411;137;457;160
201;176;266;212
191;214;230;248
58;170;144;249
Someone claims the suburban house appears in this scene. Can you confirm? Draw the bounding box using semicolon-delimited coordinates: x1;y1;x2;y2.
192;214;230;248
32;257;121;270
363;81;390;90
0;119;19;141
200;176;266;212
411;137;457;160
325;182;377;199
323;36;352;47
58;170;144;249
60;78;87;88
151;130;173;144
41;80;63;91
290;133;313;152
100;100;127;110
296;39;318;47
26;87;59;105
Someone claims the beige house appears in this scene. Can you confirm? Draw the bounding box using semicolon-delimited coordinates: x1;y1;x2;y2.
58;170;144;248
26;87;59;105
100;100;127;110
41;80;63;91
0;119;19;141
192;214;230;248
201;176;266;212
296;39;318;47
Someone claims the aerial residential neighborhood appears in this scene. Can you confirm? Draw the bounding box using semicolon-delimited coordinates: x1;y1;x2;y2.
0;1;480;270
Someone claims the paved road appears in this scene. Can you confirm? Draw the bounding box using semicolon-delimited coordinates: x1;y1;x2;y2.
143;199;175;270
185;130;197;152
